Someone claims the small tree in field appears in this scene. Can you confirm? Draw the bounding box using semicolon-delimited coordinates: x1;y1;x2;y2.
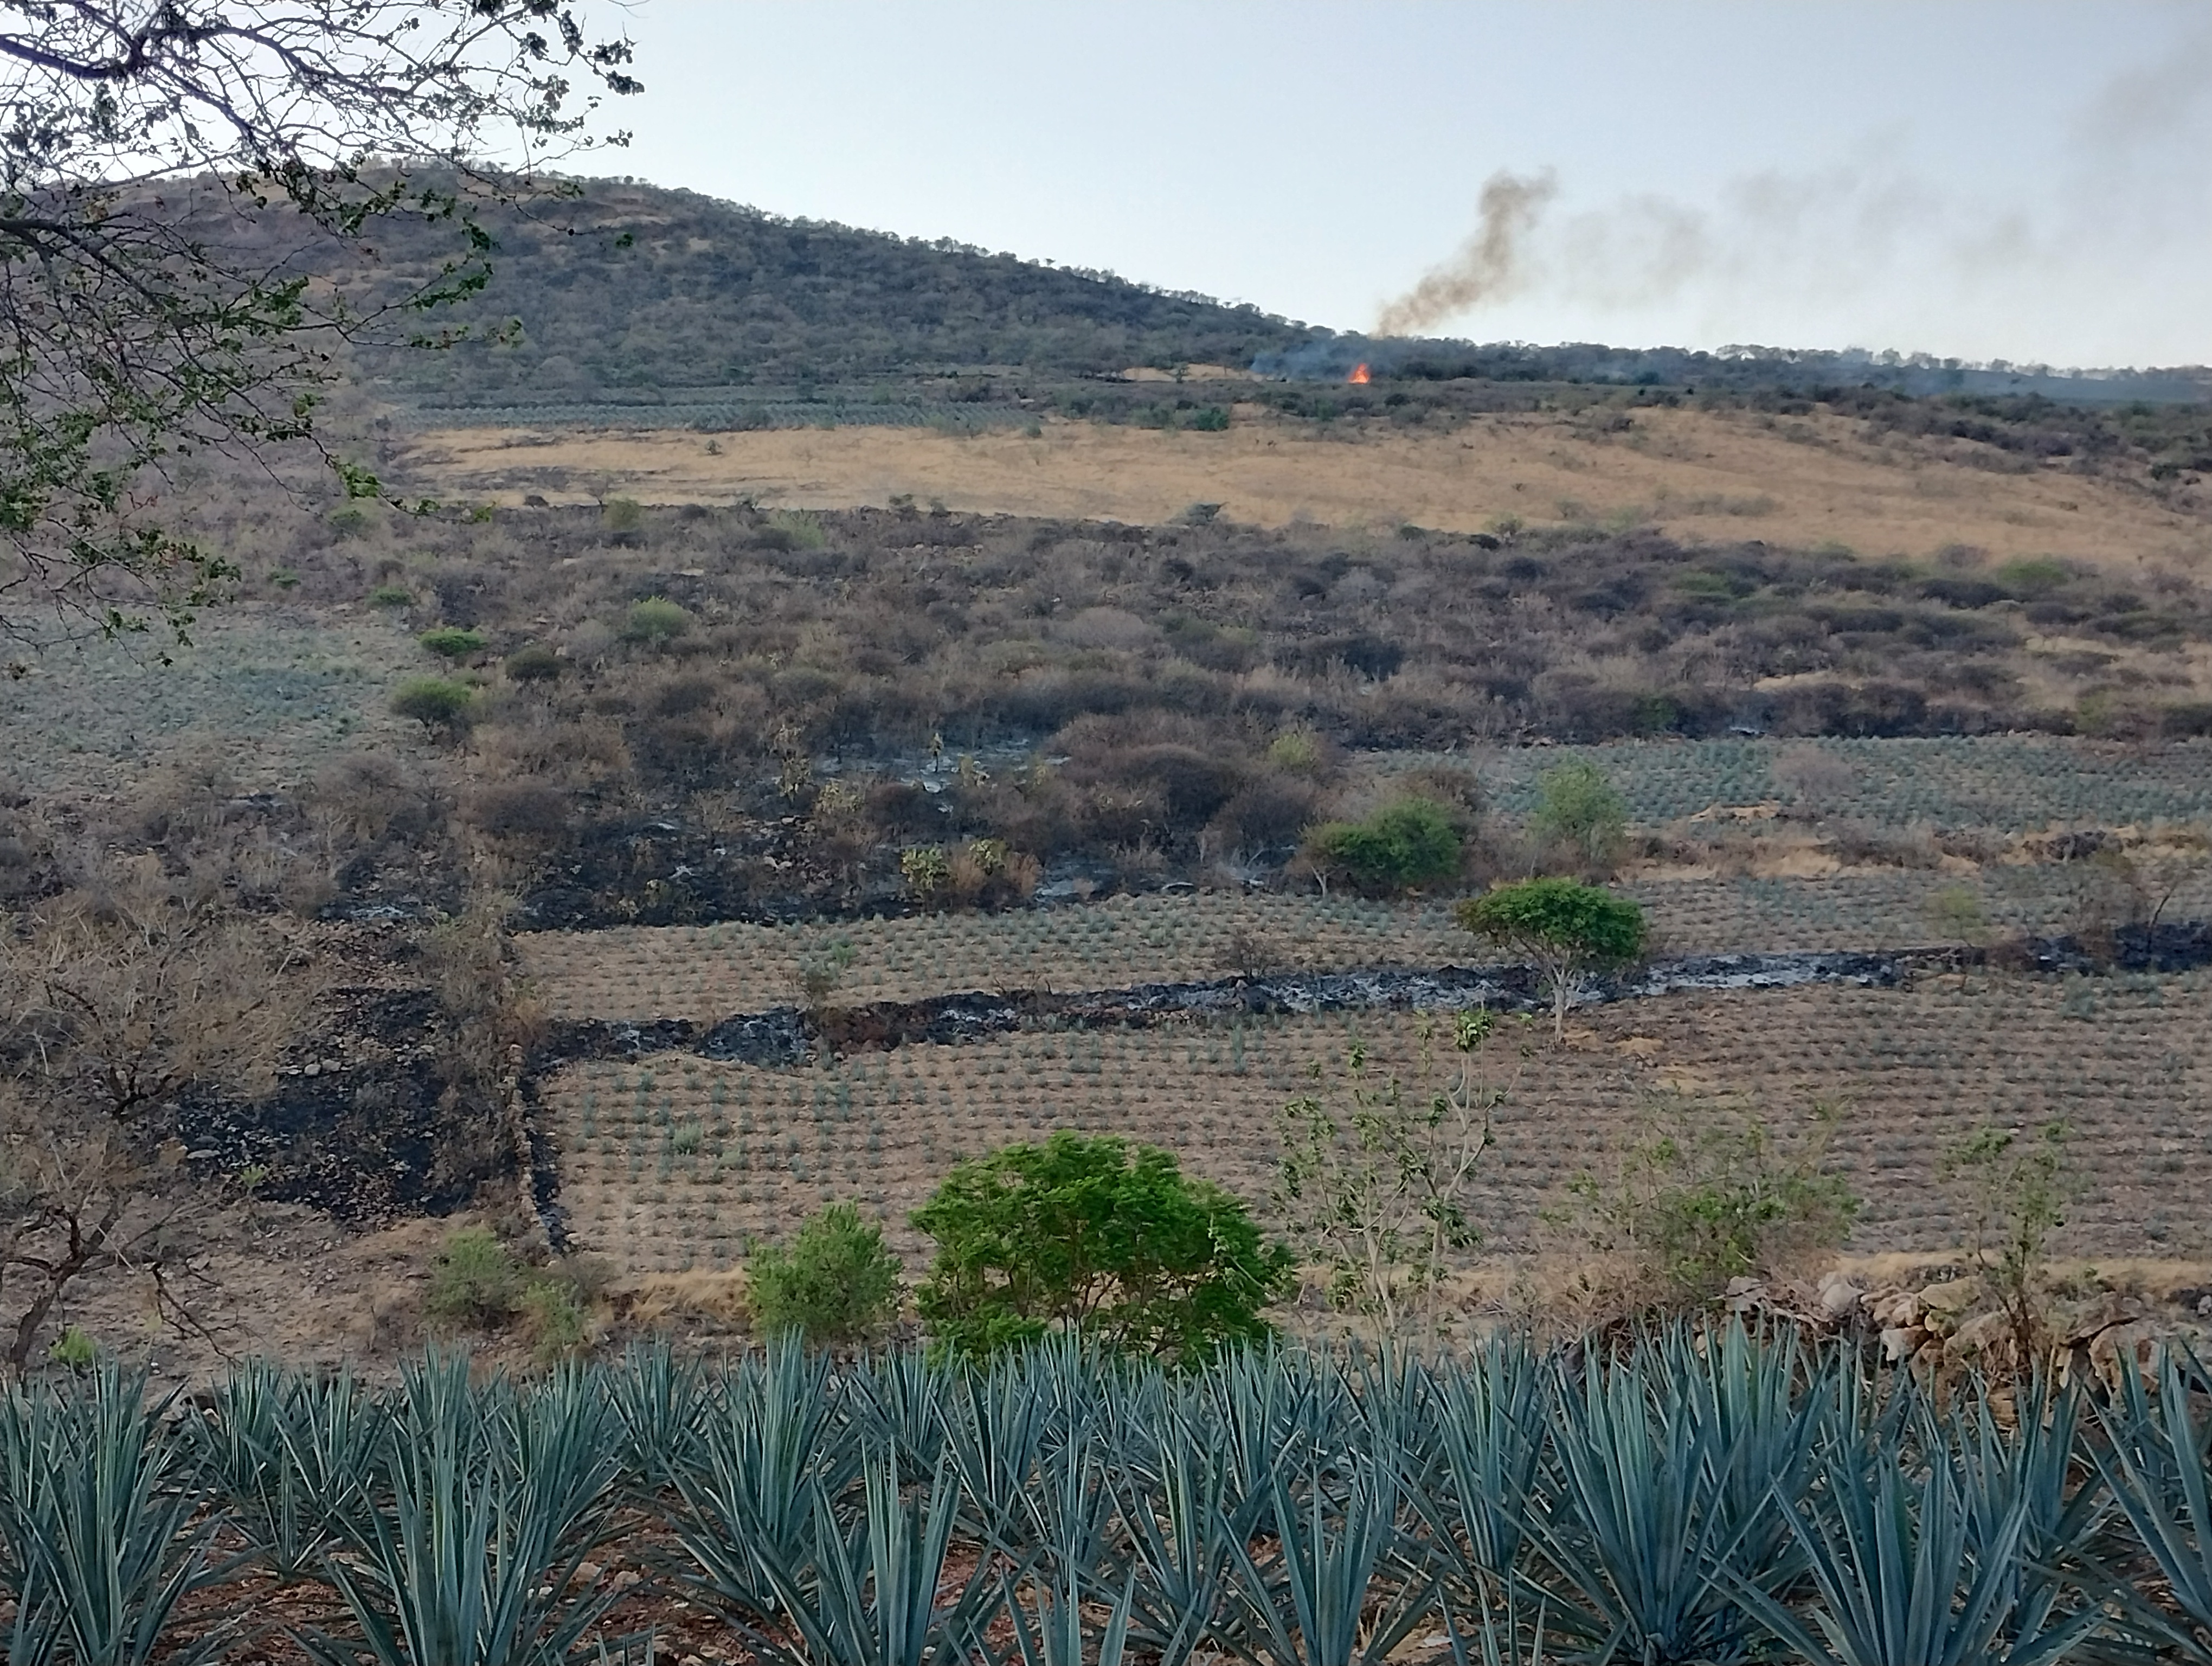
912;1132;1293;1366
748;1203;903;1347
1531;760;1629;876
1456;877;1647;1037
1275;1008;1524;1339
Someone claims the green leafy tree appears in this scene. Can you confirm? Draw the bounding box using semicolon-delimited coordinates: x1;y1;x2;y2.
391;675;476;734
1456;877;1647;1037
0;3;639;648
1530;760;1629;875
912;1132;1294;1365
747;1202;903;1347
1304;797;1465;894
1275;1009;1522;1338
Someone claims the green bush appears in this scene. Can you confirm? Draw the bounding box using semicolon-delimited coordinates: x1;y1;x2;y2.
1305;797;1464;893
47;1324;95;1369
1530;760;1629;874
1187;405;1231;431
424;1227;526;1329
519;1279;589;1363
1266;729;1323;774
602;497;644;534
390;676;476;732
768;508;828;550
366;583;414;609
1563;1100;1860;1304
747;1202;903;1346
913;1131;1294;1365
417;626;486;661
503;643;563;683
622;595;693;643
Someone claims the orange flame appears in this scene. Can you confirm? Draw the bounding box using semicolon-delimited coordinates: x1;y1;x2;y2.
1347;362;1371;385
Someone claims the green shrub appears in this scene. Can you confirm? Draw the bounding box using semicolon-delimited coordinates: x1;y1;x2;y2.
417;626;486;661
1530;760;1629;874
1187;405;1230;431
424;1227;526;1329
1305;797;1464;893
913;1131;1294;1365
768;508;828;550
390;676;476;732
602;497;644;534
747;1202;903;1346
1994;556;2072;596
519;1279;589;1363
622;595;693;643
366;583;414;609
1563;1099;1860;1304
503;643;563;683
47;1324;95;1369
1266;729;1323;774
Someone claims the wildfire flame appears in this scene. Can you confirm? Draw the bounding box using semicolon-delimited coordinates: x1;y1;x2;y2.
1347;362;1371;385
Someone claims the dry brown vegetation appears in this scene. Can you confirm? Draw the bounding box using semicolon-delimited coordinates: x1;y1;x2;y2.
407;404;2212;572
1;377;2209;1380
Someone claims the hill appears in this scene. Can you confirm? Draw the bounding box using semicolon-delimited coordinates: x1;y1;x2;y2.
333;176;2212;433
343;177;1313;411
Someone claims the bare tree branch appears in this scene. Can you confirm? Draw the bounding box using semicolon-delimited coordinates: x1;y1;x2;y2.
0;2;640;646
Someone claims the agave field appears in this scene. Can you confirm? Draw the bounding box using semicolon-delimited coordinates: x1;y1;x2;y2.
538;972;2212;1276
6;1332;2212;1665
1384;735;2212;830
518;893;1474;1022
0;608;416;793
518;860;2212;1024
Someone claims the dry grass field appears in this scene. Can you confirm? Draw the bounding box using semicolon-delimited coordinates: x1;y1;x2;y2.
538;970;2212;1277
408;406;2212;572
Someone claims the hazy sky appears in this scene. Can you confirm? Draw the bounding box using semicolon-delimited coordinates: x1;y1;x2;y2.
592;2;2209;367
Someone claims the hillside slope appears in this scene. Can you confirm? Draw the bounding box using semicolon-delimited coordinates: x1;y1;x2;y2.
334;176;2212;422
349;178;1311;406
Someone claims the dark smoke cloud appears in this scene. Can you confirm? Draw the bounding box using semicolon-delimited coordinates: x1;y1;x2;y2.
1374;169;1555;337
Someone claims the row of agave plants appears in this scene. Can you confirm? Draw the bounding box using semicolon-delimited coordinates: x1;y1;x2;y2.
2;1327;2211;1665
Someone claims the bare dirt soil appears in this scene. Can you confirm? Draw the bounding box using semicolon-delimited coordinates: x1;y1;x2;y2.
406;408;2212;573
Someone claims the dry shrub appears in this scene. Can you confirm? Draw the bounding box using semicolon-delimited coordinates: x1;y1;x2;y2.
465;780;574;844
1205;774;1322;854
310;751;433;848
621;1268;751;1329
0;861;324;1367
1772;744;1859;812
946;839;1041;909
1825;820;1946;870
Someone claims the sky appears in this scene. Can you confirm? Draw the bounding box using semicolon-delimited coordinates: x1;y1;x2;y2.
588;2;2210;368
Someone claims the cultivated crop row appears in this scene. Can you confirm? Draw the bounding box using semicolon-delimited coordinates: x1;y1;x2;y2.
539;972;2212;1276
518;892;1470;1021
1379;735;2212;829
10;1331;2212;1664
518;860;2212;1024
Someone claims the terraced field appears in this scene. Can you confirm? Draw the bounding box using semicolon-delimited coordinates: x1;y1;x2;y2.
517;860;2212;1022
539;970;2212;1277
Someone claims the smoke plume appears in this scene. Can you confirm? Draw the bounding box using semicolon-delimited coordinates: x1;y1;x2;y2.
1375;169;1556;337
